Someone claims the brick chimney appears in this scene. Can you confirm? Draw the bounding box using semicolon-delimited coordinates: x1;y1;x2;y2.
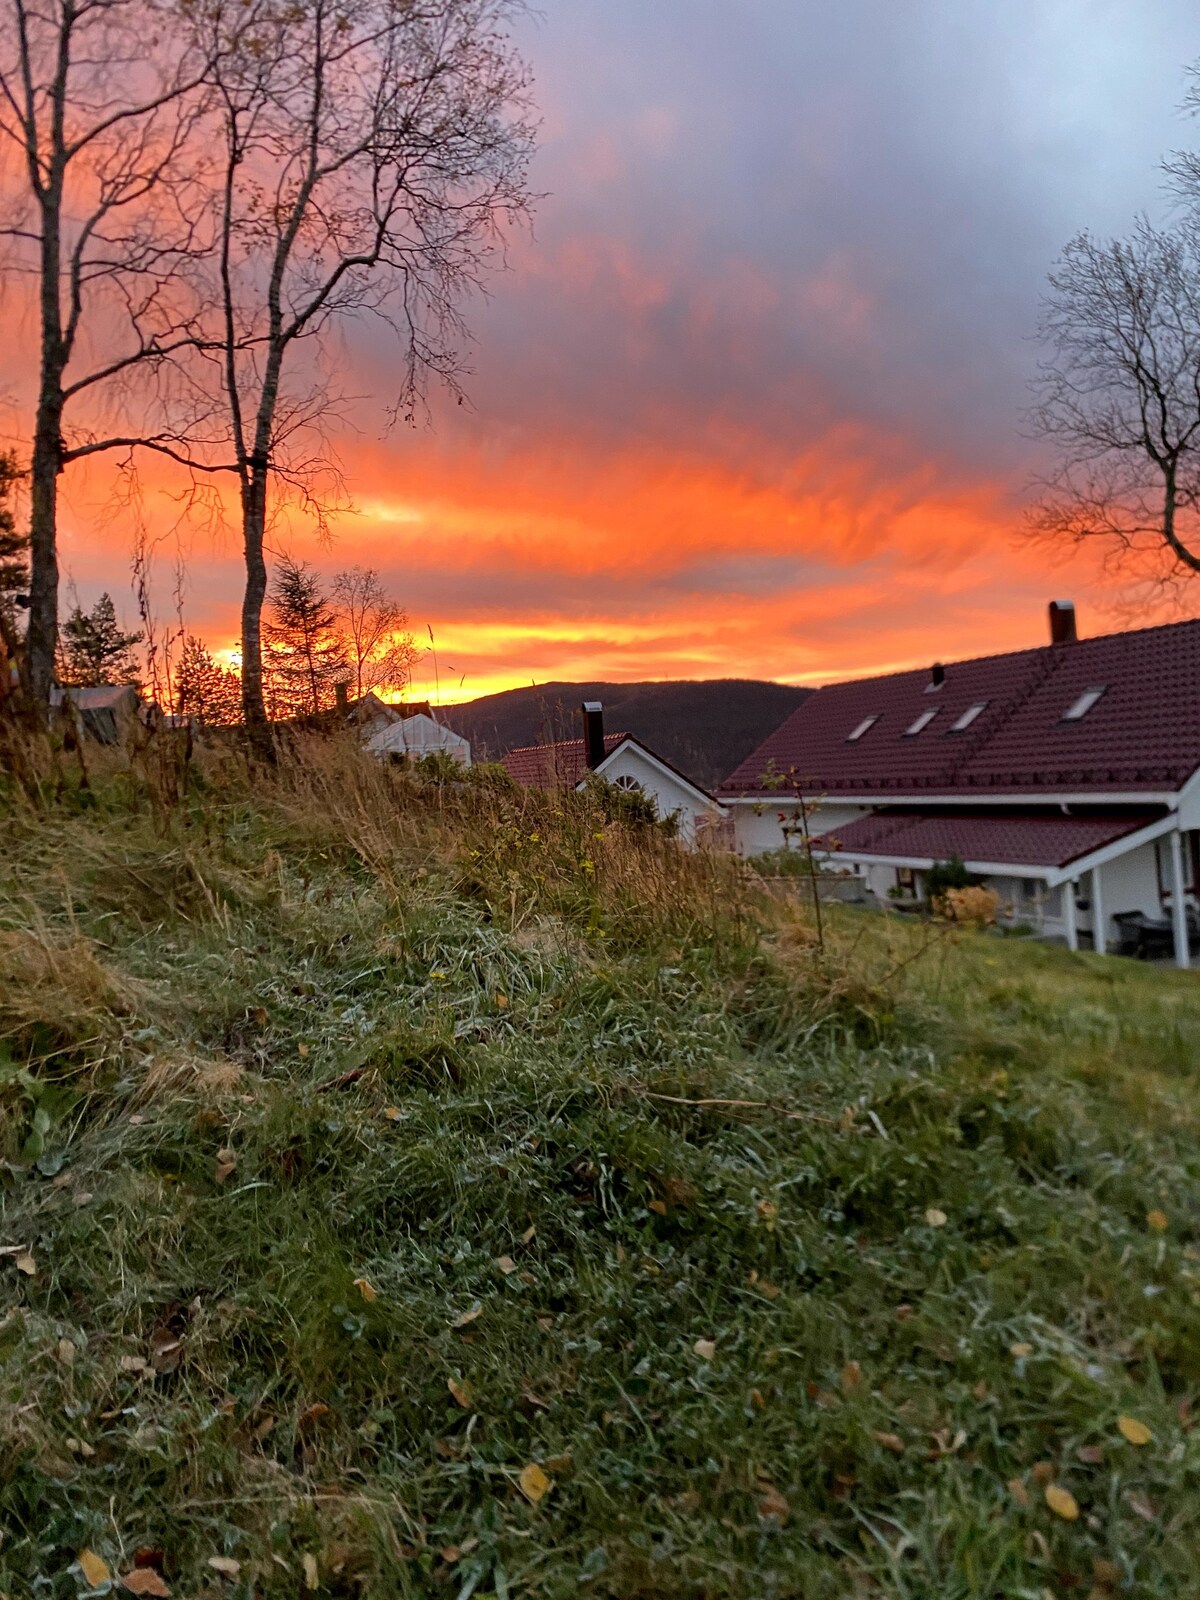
1048;600;1077;645
582;701;605;769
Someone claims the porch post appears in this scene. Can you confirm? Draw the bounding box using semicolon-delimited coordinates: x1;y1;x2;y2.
1091;866;1106;955
1169;829;1190;970
1063;879;1078;952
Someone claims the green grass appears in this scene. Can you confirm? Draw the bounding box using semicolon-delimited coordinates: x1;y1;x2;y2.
2;738;1200;1598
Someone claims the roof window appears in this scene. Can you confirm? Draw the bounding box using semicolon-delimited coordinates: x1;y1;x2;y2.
904;708;939;736
949;701;988;732
1062;685;1106;722
846;715;878;742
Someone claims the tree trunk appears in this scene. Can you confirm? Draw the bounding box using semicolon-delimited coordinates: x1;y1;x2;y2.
240;466;271;747
26;176;66;712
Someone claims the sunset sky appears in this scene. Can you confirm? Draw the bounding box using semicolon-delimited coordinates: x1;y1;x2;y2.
31;0;1200;703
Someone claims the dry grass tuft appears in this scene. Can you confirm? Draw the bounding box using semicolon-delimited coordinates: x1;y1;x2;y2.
0;927;147;1062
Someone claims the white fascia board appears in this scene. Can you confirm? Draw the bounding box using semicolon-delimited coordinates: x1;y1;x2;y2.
1042;813;1178;887
722;790;1181;808
815;848;1052;880
592;741;725;812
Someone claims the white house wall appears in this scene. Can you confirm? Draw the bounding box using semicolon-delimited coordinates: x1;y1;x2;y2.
596;743;718;845
731;800;868;858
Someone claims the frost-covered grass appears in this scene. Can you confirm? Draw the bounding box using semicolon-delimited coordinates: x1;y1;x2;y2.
1;737;1199;1599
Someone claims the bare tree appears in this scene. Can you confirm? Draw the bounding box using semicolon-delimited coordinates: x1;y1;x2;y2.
0;0;216;709
332;565;417;701
1027;217;1200;596
170;0;534;744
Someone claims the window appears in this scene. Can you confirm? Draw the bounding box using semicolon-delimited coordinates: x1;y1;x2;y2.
846;715;878;742
949;701;988;733
904;708;938;736
614;774;642;793
1062;686;1106;722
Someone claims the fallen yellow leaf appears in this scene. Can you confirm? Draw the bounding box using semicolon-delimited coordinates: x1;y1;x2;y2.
1117;1414;1152;1446
207;1556;241;1579
451;1303;482;1329
496;1255;517;1275
382;1105;403;1121
15;1251;35;1276
302;1551;319;1589
352;1277;377;1303
1009;1342;1033;1358
1147;1209;1168;1232
57;1338;76;1366
447;1376;472;1409
925;1208;948;1228
78;1549;111;1586
520;1225;536;1245
518;1462;552;1503
693;1338;716;1360
1044;1484;1079;1521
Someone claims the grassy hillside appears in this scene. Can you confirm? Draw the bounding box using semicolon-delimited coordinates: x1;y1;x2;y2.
2;739;1199;1599
440;679;810;789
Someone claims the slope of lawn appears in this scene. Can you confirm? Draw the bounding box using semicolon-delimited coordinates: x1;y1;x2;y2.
1;737;1199;1599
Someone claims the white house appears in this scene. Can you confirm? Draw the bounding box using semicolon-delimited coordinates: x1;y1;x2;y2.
352;691;471;765
718;603;1200;967
501;701;724;846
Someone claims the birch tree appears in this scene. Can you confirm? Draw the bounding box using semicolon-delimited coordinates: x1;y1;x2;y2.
0;0;214;708
179;0;534;742
1028;218;1200;596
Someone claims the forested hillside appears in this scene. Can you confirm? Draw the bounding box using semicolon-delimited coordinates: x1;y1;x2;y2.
442;679;810;788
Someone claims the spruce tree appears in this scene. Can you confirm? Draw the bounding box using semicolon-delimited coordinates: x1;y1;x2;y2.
174;635;243;726
0;453;29;621
57;594;144;687
262;558;348;719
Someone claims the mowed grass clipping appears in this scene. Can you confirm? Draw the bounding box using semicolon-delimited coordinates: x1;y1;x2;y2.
1;738;1199;1599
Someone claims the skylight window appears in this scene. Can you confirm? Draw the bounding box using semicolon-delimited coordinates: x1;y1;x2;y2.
846;715;878;742
1062;686;1106;722
950;701;988;732
904;709;939;736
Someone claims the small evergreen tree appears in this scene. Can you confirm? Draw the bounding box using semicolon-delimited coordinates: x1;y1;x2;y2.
57;594;143;687
0;453;28;622
174;635;243;726
262;557;348;719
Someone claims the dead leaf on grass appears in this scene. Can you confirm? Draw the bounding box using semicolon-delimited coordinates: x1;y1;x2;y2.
57;1338;75;1366
302;1552;319;1589
1007;1478;1030;1507
1076;1444;1105;1465
755;1481;790;1524
873;1431;905;1455
78;1549;111;1586
451;1303;482;1329
352;1277;377;1303
207;1556;241;1579
840;1360;862;1391
1146;1209;1168;1232
447;1377;472;1409
1045;1484;1079;1521
15;1251;35;1276
1117;1415;1152;1446
693;1338;716;1361
924;1208;948;1228
518;1462;552;1503
496;1255;517;1275
121;1571;171;1596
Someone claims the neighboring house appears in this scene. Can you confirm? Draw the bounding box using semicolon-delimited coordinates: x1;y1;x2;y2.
352;692;472;765
50;684;140;744
718;603;1200;967
501;701;725;847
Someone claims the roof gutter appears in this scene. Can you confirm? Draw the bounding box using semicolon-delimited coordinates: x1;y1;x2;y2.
721;790;1182;809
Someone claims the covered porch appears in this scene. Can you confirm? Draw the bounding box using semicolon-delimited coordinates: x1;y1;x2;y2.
812;809;1197;968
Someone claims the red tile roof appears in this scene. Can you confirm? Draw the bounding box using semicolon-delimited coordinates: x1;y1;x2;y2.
813;810;1159;871
501;733;629;790
720;617;1200;798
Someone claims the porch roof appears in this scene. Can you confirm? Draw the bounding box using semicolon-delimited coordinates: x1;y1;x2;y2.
812;810;1163;875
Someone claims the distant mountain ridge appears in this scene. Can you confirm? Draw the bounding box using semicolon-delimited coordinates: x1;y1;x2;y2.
440;678;811;790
